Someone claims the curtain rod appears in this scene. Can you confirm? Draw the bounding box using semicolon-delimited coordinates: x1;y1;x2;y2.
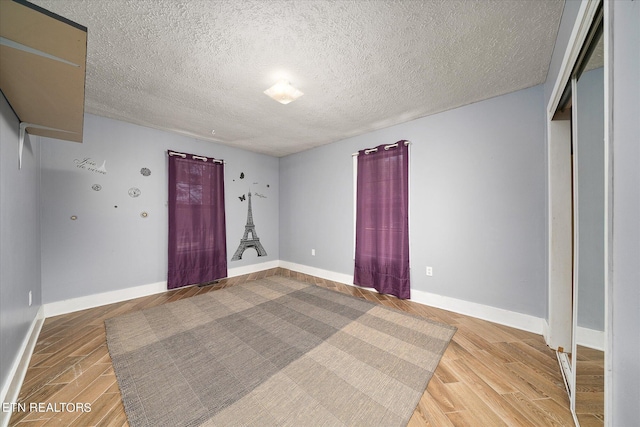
168;151;223;164
352;140;411;156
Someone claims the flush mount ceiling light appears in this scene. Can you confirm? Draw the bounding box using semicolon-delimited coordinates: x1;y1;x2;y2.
264;79;303;104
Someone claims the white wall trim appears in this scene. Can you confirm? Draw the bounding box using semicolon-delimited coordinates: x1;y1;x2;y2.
43;281;169;318
542;319;551;347
279;261;354;286
0;306;45;427
576;325;605;351
410;289;545;335
228;260;280;278
603;2;614;425
43;260;281;318
280;261;545;335
30;258;546;351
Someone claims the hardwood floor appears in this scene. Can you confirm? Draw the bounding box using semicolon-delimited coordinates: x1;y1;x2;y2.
10;269;578;426
575;345;605;427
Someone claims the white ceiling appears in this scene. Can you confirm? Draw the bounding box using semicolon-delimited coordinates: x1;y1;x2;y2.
30;0;565;157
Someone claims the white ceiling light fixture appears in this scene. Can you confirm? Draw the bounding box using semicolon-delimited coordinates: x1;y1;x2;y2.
264;79;303;104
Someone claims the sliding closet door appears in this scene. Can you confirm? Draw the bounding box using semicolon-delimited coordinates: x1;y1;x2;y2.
547;2;606;423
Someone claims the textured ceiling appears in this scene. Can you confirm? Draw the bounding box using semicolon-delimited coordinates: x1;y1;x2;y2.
585;31;604;72
29;0;564;157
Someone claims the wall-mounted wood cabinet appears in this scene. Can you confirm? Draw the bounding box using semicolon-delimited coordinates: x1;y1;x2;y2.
0;0;87;142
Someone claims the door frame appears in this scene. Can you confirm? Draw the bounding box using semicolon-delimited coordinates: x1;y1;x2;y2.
546;0;601;353
546;0;611;425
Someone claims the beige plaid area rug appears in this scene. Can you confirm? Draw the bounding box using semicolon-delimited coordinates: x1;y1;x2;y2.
105;275;456;427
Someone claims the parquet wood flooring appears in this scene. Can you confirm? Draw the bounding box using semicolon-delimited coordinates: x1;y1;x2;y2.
9;268;579;426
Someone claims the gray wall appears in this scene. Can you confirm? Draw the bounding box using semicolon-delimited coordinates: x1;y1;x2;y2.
281;85;547;318
41;114;279;303
0;95;42;392
576;66;605;332
611;0;640;423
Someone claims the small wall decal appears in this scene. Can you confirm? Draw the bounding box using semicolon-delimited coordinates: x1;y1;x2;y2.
254;192;267;199
91;184;102;191
140;168;151;176
240;172;245;179
70;215;78;220
128;187;141;198
74;158;107;175
238;194;246;202
97;160;107;173
140;211;148;218
267;184;270;188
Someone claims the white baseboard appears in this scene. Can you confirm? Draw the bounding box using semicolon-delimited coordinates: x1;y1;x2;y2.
279;261;545;335
410;289;545;334
543;322;603;352
37;259;548;335
43;260;281;318
279;261;354;285
228;260;280;277
33;259;547;380
44;281;169;318
0;306;45;427
542;319;551;347
576;326;605;351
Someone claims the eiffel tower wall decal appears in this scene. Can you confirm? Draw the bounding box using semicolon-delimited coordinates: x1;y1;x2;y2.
231;191;267;260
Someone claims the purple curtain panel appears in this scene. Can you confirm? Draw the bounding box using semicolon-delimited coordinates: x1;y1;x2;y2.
354;141;410;299
168;151;227;289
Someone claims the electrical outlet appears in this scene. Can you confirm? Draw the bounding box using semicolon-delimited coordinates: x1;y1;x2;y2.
311;249;315;256
426;266;433;276
28;291;32;307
